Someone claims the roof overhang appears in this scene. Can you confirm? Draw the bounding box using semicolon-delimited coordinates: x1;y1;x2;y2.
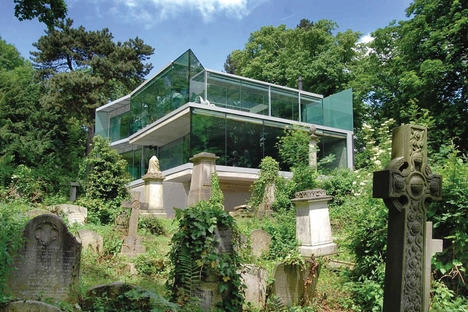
128;106;191;146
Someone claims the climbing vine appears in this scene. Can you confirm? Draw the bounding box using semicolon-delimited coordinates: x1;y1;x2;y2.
167;173;244;311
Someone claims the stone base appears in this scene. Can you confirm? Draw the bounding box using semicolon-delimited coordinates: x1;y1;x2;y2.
120;236;146;257
141;209;168;218
299;243;337;257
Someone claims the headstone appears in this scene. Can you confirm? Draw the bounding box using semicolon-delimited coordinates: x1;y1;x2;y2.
214;225;233;254
373;124;442;312
250;229;271;258
187;152;219;206
7;214;81;302
270;261;318;307
69;182;79;202
53;204;87;225
77;229;104;254
142;155;167;218
27;209;53;218
120;192;146;257
241;264;268;310
292;189;337;257
3;300;61;312
424;221;443;312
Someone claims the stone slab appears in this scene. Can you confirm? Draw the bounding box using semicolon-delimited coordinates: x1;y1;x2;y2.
250;229;271;258
7;214;81;302
77;229;103;254
3;300;61;312
53;204;88;225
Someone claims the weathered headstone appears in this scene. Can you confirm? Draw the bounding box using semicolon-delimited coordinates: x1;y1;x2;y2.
7;214;81;302
270;262;318;307
373;124;442;312
250;229;271;258
257;183;274;218
53;204;88;225
120;192;146;257
142;155;167;218
241;264;268;310
187;152;219;206
292;189;337;257
77;229;104;254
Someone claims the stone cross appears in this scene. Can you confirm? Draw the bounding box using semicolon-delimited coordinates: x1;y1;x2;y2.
373;124;442;312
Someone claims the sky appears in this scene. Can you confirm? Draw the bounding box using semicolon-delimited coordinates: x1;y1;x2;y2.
1;0;413;77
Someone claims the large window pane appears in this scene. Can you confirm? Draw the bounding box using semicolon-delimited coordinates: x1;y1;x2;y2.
318;132;347;171
271;87;299;121
191;109;226;164
159;136;188;171
263;120;289;171
226;114;264;168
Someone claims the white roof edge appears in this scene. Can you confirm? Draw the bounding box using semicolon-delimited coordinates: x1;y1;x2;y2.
96;94;130;112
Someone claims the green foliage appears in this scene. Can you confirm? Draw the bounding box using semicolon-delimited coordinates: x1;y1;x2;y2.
261;208;300;261
429;143;468;295
276;126;311;169
83;283;178;312
430;281;468;311
168;177;244;311
32;19;154;153
0;202;29;300
291;164;317;192
13;0;67;27
139;215;166;236
248;157;279;210
226;19;362;97
78;136;130;223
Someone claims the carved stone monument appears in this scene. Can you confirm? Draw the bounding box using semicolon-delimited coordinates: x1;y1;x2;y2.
120;192;146;257
142;155;167;218
373;124;442;312
309;125;319;168
7;214;81;302
292;189;337;257
187;152;219;207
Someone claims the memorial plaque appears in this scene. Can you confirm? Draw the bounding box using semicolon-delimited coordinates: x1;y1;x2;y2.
7;214;81;302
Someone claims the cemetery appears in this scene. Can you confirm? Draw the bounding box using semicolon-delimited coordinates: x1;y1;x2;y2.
1;121;467;311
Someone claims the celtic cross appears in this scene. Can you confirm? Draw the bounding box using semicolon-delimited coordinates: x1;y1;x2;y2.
373;124;442;312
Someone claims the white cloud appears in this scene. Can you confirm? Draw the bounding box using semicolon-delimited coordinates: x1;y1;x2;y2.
359;33;374;44
107;0;267;25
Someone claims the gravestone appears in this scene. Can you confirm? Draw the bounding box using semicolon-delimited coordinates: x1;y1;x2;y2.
241;264;268;310
187;152;219;206
69;182;79;202
292;189;337;257
270;262;317;307
257;183;274;218
120;192;146;257
53;204;87;225
373;124;442;312
77;229;104;254
7;214;81;302
250;229;271;258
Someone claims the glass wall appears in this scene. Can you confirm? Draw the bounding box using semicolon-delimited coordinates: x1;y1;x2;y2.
317;131;348;171
110;111;132;142
159;136;189;171
191;108;295;170
130;50;204;134
322;89;353;131
271;87;299;120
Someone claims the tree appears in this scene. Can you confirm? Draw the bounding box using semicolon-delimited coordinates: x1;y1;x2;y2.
224;19;362;97
13;0;67;28
0;38;85;192
351;0;468;153
32;19;154;153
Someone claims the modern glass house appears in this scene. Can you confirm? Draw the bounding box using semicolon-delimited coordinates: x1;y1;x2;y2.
95;50;353;214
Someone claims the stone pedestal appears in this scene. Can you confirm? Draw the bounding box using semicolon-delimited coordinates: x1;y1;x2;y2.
142;172;167;218
187;152;219;207
292;189;337;257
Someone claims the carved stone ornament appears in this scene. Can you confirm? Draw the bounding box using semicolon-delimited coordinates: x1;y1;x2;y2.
294;189;328;199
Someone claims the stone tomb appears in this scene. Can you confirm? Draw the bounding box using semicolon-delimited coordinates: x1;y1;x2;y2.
7;214;81;302
241;264;268;310
292;189;337;257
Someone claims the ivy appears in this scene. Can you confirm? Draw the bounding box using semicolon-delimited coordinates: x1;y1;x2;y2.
167;173;244;311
